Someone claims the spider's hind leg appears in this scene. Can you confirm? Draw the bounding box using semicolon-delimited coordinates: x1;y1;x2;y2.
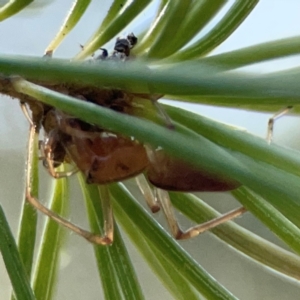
267;106;293;143
156;189;246;240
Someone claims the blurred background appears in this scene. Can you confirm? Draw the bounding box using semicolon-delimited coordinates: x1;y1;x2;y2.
1;0;300;299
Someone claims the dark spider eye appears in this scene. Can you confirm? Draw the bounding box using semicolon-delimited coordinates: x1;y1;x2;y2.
100;48;108;58
95;48;108;60
127;33;138;47
114;38;130;56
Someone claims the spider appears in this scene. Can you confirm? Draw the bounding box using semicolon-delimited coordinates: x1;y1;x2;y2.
14;33;245;245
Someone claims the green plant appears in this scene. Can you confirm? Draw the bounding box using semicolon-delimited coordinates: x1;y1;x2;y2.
1;1;300;299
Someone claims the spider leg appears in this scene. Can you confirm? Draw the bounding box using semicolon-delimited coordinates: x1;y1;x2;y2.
136;174;160;213
21;102;114;245
267;106;293;143
156;189;246;240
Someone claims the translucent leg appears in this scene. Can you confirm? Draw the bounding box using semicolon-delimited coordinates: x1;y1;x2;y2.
267;106;293;143
156;189;247;240
22;107;113;245
20;102;34;126
135;174;160;213
150;97;174;129
98;185;114;243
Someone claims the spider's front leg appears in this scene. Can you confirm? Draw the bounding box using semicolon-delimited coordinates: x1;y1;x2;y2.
20;102;115;245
